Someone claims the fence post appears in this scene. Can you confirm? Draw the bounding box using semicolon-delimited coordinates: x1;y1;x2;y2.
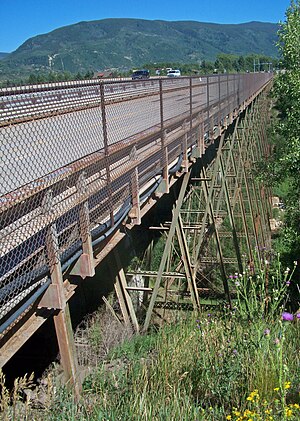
182;119;189;172
39;191;81;399
189;77;193;131
206;75;210;141
129;166;141;225
70;172;95;278
218;73;221;136
191;77;204;159
100;81;114;226
158;78;169;193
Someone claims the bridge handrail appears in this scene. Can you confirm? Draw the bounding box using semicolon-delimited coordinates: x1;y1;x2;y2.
0;73;272;338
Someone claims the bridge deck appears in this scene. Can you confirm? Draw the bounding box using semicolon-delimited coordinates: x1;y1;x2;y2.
0;73;272;374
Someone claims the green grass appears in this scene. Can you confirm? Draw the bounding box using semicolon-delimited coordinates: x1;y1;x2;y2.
1;258;299;420
107;331;157;361
3;314;299;420
44;314;299;420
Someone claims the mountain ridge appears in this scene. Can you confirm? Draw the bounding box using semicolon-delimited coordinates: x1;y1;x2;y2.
0;18;279;80
0;52;9;60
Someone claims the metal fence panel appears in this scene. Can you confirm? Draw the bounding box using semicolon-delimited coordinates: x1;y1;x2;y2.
0;73;272;337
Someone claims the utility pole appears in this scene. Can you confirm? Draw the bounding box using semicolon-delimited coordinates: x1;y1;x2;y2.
253;59;272;73
253;59;260;72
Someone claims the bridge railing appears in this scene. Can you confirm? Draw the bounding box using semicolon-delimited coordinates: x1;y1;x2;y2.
0;73;272;338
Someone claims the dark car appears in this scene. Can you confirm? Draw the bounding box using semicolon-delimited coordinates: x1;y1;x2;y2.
131;69;150;80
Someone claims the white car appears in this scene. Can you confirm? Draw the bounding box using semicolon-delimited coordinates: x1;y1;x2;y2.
167;69;181;77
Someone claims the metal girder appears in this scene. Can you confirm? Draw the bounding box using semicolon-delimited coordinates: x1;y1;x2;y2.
176;215;200;309
0;75;274;387
152;91;272;315
199;166;232;306
126;270;187;279
235;97;272;263
143;171;192;332
43;222;81;399
193;133;226;263
70;173;95;278
113;250;140;333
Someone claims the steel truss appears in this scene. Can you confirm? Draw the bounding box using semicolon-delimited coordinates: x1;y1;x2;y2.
0;75;272;395
124;87;273;330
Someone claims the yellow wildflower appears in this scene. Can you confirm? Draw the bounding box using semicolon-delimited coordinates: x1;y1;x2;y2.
244;409;256;416
265;409;271;414
246;389;260;402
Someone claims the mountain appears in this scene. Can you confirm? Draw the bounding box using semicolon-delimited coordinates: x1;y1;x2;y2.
0;52;9;60
0;19;278;79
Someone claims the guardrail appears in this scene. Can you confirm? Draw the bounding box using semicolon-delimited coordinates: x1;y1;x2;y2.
0;73;272;343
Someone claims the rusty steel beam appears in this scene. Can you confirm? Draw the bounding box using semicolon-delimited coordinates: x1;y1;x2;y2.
143;171;191;332
70;173;95;278
0;75;273;375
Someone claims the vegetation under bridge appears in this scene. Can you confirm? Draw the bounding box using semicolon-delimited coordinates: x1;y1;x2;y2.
0;73;273;395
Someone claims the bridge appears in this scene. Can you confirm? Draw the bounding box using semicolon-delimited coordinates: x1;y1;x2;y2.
0;73;273;395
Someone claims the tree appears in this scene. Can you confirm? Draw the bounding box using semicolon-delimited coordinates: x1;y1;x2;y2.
28;74;37;84
278;1;300;71
237;56;245;71
271;0;300;272
274;0;300;180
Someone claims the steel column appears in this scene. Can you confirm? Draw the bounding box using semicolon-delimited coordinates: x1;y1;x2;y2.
143;171;191;332
45;223;81;398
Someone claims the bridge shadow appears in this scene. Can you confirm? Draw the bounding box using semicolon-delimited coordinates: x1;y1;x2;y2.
2;123;235;388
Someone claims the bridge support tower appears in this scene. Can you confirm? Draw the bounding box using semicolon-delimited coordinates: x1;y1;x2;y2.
123;88;272;329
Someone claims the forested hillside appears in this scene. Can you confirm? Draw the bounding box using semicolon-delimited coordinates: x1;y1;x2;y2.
267;1;300;275
0;19;278;81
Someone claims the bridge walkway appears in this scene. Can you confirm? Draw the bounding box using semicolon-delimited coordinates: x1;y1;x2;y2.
0;73;273;394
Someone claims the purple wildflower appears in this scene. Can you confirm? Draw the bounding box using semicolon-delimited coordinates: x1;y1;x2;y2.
296;313;300;319
264;329;270;336
282;312;294;321
233;349;238;355
274;338;280;345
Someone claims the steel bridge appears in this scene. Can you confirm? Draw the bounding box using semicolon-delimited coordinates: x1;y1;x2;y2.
0;73;273;395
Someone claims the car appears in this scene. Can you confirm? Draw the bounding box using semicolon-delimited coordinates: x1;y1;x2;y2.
167;69;181;77
131;69;150;80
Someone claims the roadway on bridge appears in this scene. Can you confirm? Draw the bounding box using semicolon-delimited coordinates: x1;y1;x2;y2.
0;80;218;195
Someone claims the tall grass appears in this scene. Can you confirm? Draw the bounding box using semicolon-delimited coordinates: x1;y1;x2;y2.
0;256;299;420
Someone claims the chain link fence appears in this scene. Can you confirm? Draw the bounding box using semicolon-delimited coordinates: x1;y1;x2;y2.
0;73;272;339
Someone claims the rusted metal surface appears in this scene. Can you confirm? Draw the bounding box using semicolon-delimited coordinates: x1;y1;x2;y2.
0;73;272;368
134;88;273;328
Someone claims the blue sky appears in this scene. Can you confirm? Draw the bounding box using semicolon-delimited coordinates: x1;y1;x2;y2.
1;0;291;52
